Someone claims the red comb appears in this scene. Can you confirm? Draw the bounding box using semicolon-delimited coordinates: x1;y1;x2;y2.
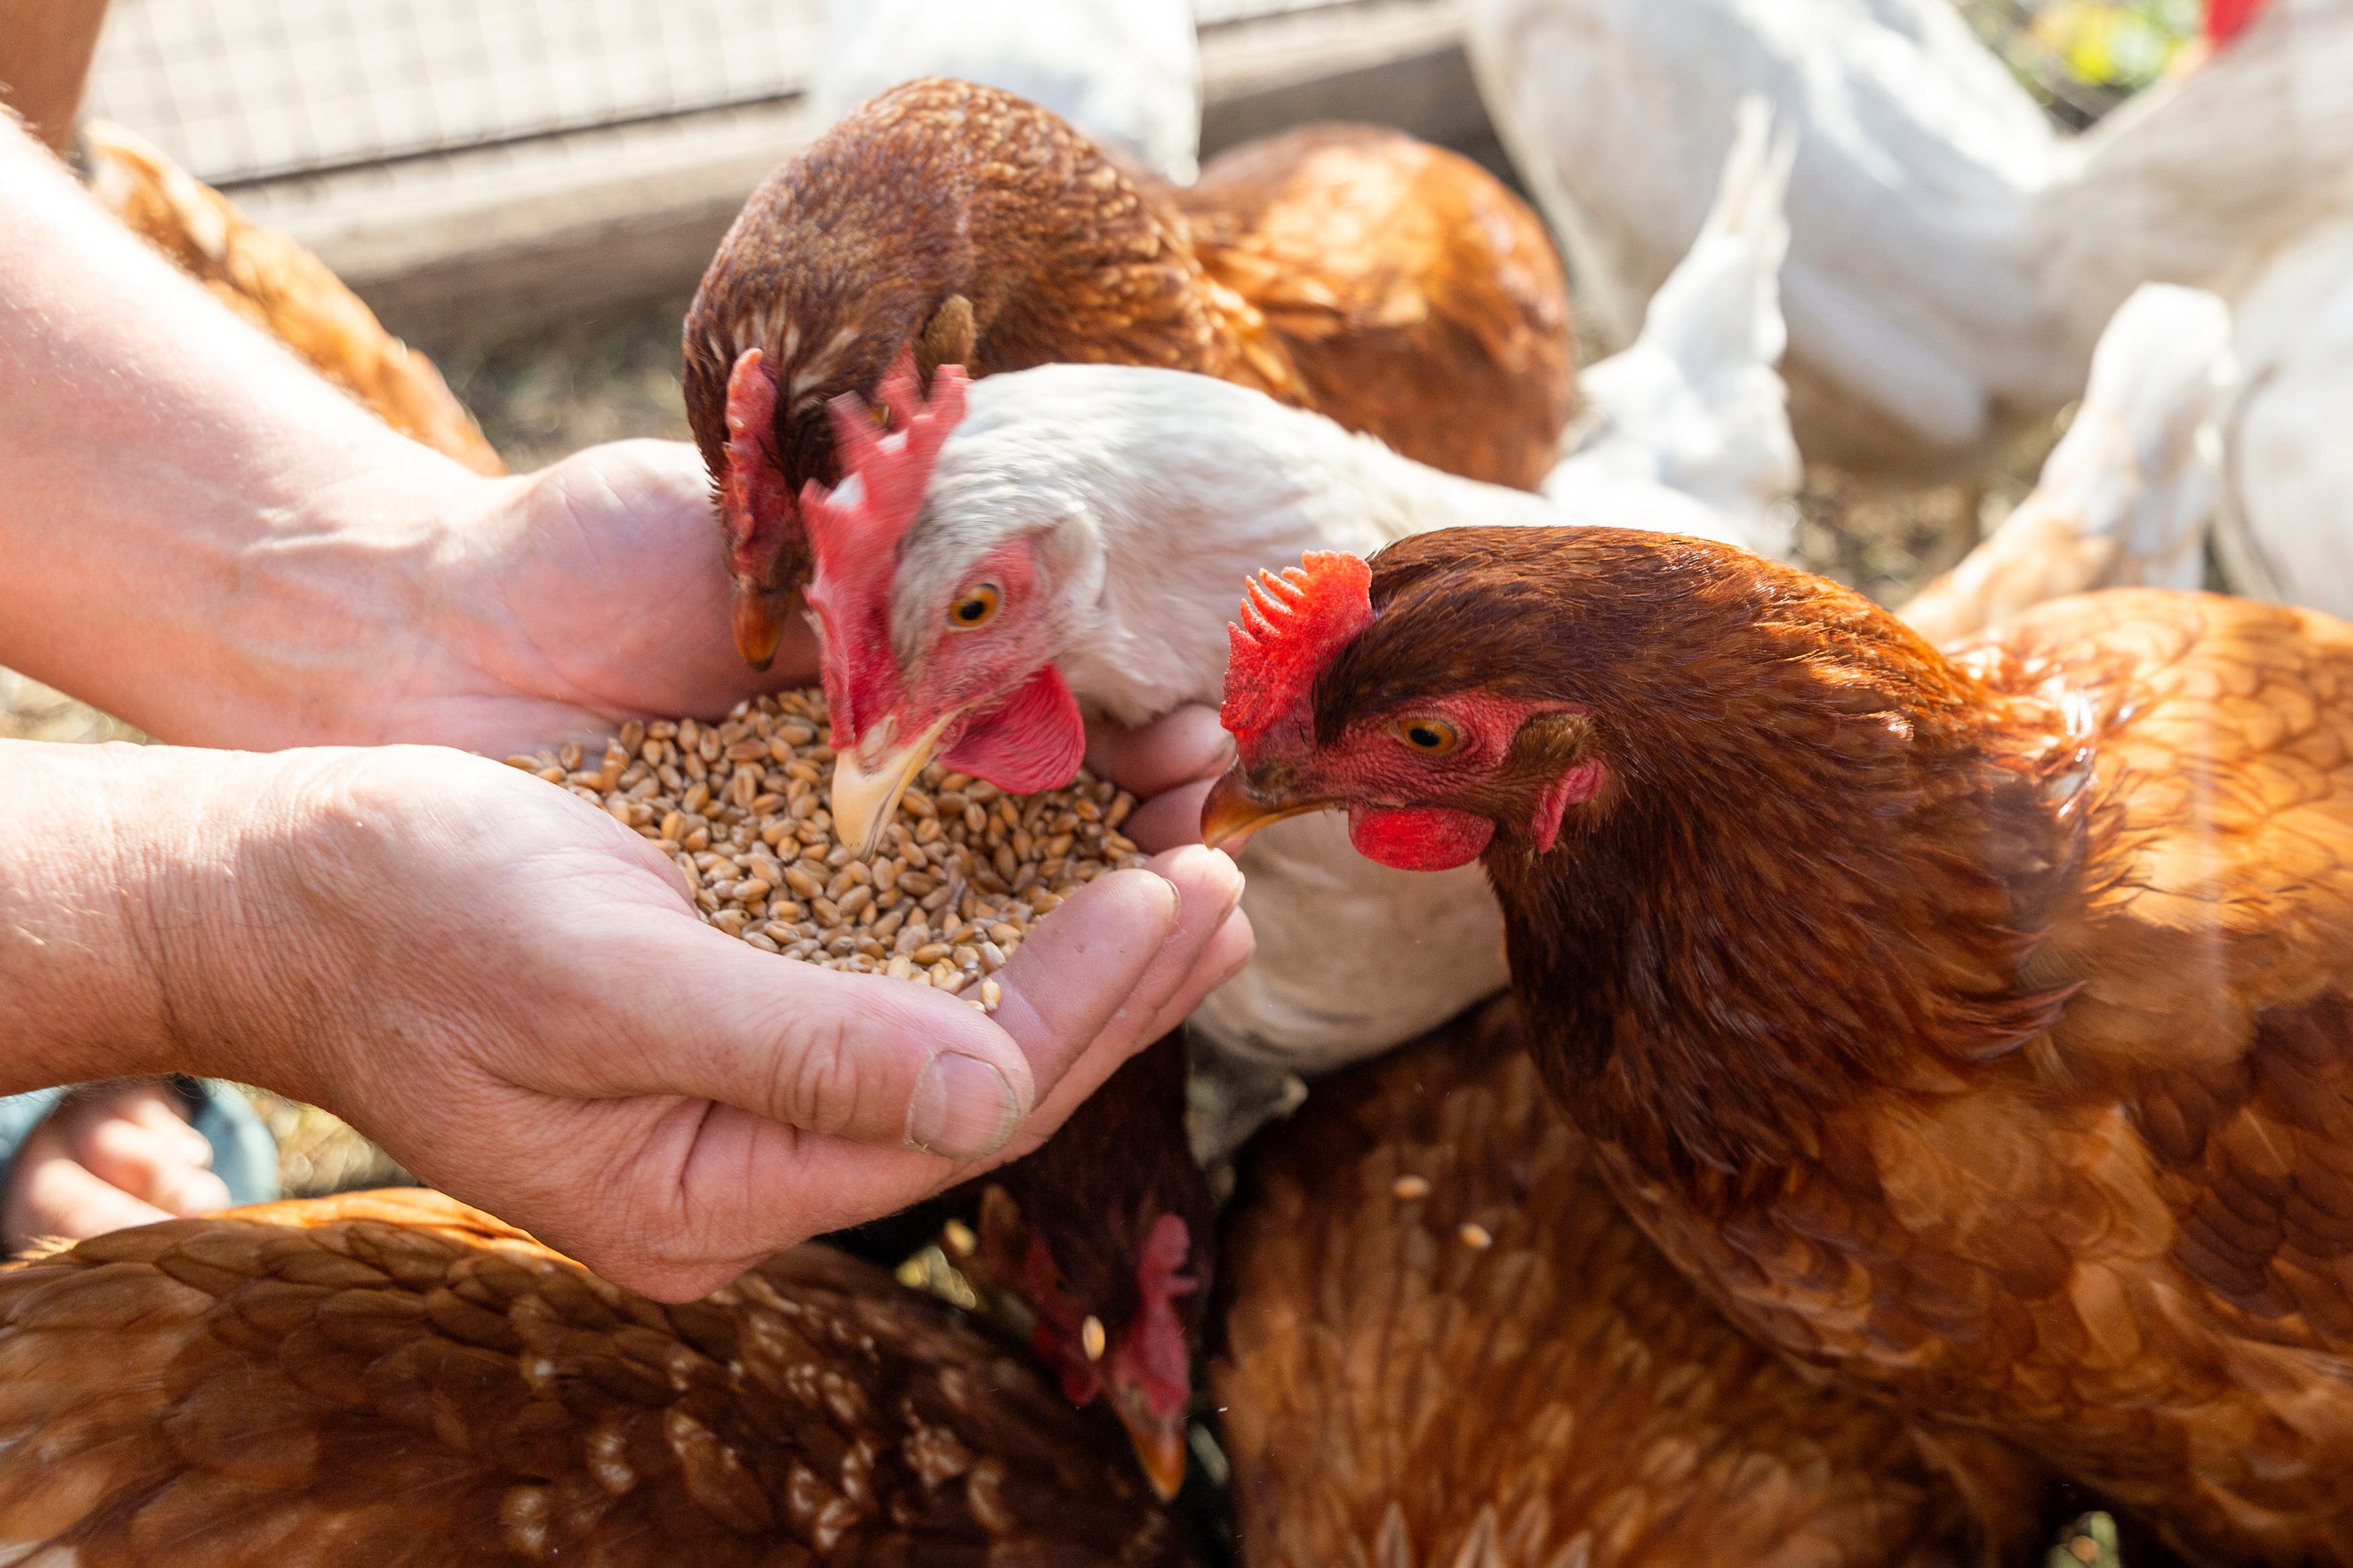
1221;552;1375;743
721;348;793;581
801;348;971;740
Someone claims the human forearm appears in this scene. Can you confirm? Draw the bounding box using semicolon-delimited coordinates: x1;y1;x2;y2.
0;740;302;1090
0;114;502;747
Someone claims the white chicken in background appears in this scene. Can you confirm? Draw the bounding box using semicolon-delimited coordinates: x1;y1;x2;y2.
811;0;1202;183
1901;231;2353;641
1542;97;1801;559
799;122;1798;1134
2213;222;2353;620
1465;0;2353;478
1900;284;2233;644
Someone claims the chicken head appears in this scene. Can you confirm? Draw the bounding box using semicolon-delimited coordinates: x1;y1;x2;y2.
1202;549;1605;870
801;354;1087;856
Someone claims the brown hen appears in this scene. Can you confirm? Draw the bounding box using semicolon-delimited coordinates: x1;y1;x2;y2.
1217;996;1999;1568
81;120;504;476
682;77;1570;665
0;1189;1188;1565
1204;534;2353;1564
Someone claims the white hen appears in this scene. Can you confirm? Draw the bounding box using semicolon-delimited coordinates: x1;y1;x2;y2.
1903;229;2353;641
2213;221;2353;620
1900;283;2233;644
811;0;1202;183
1466;0;2353;477
1542;96;1801;559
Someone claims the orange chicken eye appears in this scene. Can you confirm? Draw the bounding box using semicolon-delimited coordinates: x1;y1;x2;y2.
1393;718;1460;755
947;583;1002;630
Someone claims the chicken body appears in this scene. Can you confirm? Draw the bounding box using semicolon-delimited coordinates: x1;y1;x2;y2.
682;77;1570;661
1207;530;2353;1563
1218;997;1999;1568
81;120;504;477
1466;0;2353;477
0;1190;1187;1565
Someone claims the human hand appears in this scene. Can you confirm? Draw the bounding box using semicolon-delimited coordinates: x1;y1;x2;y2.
1086;704;1234;853
152;744;1249;1299
1;1081;231;1251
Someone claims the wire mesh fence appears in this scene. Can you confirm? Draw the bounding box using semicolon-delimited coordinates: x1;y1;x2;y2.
83;0;822;189
81;0;2194;200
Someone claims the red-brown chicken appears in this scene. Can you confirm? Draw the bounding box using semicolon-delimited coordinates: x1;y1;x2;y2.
1203;536;2353;1564
933;1030;1213;1503
0;1190;1189;1564
682;76;1571;665
1215;995;2011;1568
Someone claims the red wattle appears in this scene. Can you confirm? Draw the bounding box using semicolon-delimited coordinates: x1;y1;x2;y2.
1348;806;1494;870
943;664;1088;793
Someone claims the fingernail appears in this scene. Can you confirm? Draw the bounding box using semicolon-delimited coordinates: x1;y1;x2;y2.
906;1053;1019;1160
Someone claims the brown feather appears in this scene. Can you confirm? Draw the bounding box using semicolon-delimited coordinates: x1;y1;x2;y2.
0;1191;1190;1565
1216;997;2019;1568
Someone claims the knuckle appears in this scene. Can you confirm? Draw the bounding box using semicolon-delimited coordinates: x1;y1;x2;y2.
768;1008;873;1138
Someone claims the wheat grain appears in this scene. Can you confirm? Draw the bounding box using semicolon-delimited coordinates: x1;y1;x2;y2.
504;688;1148;1012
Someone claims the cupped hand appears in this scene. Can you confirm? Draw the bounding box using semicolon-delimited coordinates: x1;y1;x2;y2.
1;1082;231;1251
191;745;1250;1299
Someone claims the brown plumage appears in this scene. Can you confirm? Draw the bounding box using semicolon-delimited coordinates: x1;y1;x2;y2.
1205;526;2353;1565
1216;996;1998;1568
0;1189;1188;1565
82;120;505;476
681;77;1570;664
949;1032;1213;1502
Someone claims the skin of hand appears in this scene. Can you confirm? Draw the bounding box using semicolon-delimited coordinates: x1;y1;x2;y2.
0;1081;232;1251
0;740;1249;1299
0;114;1253;1293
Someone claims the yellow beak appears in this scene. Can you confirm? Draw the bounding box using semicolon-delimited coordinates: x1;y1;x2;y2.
1197;765;1334;854
830;710;959;859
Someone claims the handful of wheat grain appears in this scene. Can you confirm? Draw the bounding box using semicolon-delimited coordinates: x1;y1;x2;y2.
504;689;1148;1012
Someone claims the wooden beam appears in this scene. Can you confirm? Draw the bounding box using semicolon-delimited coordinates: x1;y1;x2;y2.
228;0;1499;349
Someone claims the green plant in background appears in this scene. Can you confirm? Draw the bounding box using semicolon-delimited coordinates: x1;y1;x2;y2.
2027;0;2202;88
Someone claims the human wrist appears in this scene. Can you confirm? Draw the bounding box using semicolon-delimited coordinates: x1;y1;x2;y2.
0;741;359;1098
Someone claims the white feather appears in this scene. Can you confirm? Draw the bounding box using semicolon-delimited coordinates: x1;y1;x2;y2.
1466;0;2353;477
896;366;1553;1073
812;0;1202;183
1544;97;1802;558
2213;222;2353;621
1899;283;2233;644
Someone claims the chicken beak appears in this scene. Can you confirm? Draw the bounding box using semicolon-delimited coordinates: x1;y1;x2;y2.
1199;765;1332;854
732;578;789;671
1115;1397;1189;1503
831;710;959;859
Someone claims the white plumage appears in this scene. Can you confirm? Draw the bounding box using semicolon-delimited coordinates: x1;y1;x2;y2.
1543;97;1802;559
1466;0;2353;477
1901;283;2233;645
898;366;1553;1073
812;0;1202;183
2213;222;2353;621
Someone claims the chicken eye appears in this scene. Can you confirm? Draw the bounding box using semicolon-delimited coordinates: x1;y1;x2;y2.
1394;717;1461;755
947;583;1001;630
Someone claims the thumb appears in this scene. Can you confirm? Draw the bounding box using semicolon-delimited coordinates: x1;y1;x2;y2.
586;870;1187;1161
